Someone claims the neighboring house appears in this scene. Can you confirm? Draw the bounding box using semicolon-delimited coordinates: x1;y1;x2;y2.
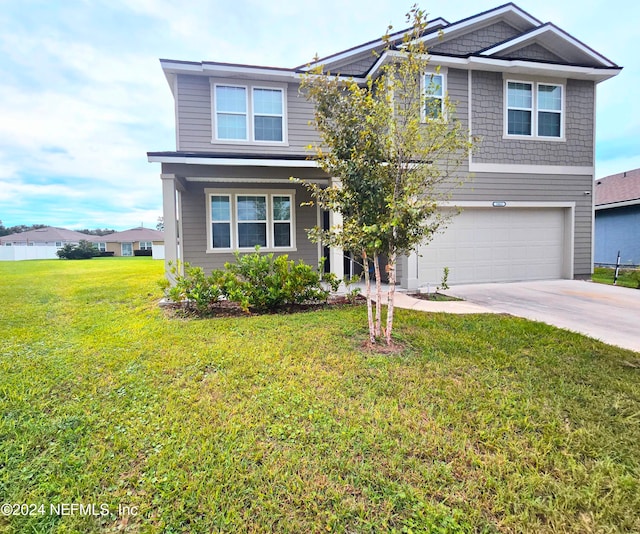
148;3;620;287
89;227;164;257
0;226;88;247
594;169;640;266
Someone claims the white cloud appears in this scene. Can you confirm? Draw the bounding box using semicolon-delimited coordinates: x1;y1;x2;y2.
0;0;638;229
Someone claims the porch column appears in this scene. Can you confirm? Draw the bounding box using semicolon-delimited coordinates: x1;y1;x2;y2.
403;251;420;290
329;209;344;279
328;177;344;279
161;174;179;283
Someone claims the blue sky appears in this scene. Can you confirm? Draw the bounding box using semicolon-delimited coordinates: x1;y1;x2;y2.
0;0;637;230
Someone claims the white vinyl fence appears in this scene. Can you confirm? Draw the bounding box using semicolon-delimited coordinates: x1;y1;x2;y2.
0;246;59;261
152;244;165;260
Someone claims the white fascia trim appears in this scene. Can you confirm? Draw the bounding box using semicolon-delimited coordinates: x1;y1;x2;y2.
147;155;318;168
438;200;575;209
470;162;594;175
480;25;617;68
203;64;298;79
383;50;619;81
160;60;300;81
595;198;640;210
186;176;328;184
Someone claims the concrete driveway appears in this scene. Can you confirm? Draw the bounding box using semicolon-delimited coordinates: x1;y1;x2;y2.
447;280;640;353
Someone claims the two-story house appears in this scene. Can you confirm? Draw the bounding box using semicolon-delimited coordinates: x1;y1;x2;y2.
148;2;621;288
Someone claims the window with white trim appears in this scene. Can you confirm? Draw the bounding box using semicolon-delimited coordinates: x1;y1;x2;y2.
212;83;286;143
253;88;284;141
537;84;562;137
140;241;153;250
97;242;106;252
506;80;564;139
237;195;267;248
207;191;294;252
211;195;232;249
423;72;445;120
272;196;292;247
214;85;248;140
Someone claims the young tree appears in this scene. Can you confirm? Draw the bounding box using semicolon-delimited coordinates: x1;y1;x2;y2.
299;6;476;345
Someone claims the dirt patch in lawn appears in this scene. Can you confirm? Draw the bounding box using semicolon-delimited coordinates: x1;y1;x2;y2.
407;292;462;302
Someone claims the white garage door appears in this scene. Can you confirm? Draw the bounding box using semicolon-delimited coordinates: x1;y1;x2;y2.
416;207;568;285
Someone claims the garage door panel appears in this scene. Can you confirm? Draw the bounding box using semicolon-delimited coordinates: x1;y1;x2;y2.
417;208;567;285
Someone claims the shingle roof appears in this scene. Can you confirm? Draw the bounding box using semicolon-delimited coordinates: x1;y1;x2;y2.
90;227;164;243
595;169;640;207
0;226;89;244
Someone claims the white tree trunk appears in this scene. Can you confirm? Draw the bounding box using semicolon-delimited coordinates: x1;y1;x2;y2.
385;251;397;345
373;252;383;339
362;251;375;343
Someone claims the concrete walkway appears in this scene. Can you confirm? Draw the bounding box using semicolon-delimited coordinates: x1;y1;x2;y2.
367;287;495;314
385;291;495;314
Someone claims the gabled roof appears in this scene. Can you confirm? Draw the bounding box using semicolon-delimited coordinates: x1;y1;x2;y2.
418;2;540;46
595;169;640;209
90;227;164;243
158;2;620;88
0;226;89;244
479;23;618;68
297;16;449;72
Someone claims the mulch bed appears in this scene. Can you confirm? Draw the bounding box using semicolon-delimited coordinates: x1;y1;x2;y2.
161;295;366;319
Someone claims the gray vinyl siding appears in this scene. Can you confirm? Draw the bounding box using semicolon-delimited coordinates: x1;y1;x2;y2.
322;48;382;76
447;68;468;127
176;74;320;155
497;43;566;63
161;163;326;273
429;21;521;55
449;172;593;276
471;71;594;166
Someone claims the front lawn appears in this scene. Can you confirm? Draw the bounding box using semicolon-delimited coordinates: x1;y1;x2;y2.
0;258;638;532
592;266;640;289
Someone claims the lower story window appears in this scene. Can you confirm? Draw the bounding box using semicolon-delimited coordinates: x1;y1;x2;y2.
97;242;106;252
207;191;294;251
237;195;267;248
140;241;153;250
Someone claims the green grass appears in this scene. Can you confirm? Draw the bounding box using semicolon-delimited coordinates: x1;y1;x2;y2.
0;257;639;533
592;266;640;289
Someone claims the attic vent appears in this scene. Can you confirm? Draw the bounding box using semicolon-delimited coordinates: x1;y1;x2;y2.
596;181;601;185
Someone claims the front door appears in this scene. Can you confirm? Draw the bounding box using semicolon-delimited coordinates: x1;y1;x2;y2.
121;242;133;257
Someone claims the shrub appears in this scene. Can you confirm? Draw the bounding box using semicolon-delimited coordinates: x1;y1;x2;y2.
161;261;224;314
160;251;331;315
223;249;329;312
57;240;99;260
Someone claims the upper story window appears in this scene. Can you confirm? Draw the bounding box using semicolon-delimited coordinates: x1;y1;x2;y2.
423;71;445;120
212;82;287;144
506;80;564;139
253;88;284;141
215;85;248;140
